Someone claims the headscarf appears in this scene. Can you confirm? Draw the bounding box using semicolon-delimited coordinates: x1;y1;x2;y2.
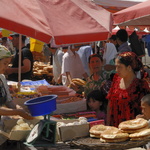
117;52;143;72
0;45;11;59
103;43;117;64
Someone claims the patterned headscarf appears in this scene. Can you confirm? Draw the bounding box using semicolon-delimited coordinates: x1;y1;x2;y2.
0;45;11;59
117;52;143;72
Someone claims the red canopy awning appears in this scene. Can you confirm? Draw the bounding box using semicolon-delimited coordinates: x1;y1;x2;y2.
0;0;113;45
113;0;150;26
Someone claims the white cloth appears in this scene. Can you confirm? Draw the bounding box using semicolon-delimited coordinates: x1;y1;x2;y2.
61;48;85;86
103;43;117;64
77;45;93;76
53;49;64;82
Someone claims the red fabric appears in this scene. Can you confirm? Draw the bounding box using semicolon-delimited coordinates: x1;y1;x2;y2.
113;0;150;26
107;74;150;127
0;0;112;44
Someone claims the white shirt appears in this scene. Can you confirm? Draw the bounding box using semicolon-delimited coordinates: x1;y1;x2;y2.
103;43;117;64
53;49;64;82
77;45;93;76
61;48;85;85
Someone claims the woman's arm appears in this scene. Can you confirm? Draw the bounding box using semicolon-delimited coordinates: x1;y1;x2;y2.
1;101;33;120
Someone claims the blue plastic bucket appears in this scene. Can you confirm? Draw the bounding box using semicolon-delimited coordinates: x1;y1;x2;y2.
24;95;57;117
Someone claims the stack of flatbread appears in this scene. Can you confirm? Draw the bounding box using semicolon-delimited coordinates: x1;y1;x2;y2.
119;118;149;134
89;118;150;143
119;118;150;141
129;128;150;141
89;124;129;142
89;124;108;138
100;126;129;143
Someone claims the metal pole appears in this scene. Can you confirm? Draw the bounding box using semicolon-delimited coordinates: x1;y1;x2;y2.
18;34;22;91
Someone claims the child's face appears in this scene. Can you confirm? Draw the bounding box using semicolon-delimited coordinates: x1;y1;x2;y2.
141;101;150;120
87;98;101;112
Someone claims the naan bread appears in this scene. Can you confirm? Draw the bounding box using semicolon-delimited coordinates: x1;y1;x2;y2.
119;118;148;130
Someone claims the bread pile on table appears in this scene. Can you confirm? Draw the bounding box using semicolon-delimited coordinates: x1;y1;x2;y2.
119;118;150;141
89;118;150;143
90;125;129;142
68;78;86;94
100;126;129;143
32;61;53;82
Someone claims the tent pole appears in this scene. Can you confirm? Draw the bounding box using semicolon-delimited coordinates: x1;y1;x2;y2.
18;34;22;92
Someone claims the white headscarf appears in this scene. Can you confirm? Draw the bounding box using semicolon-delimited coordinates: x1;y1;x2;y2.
103;43;117;64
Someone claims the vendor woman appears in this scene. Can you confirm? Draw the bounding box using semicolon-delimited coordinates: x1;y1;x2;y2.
0;45;33;120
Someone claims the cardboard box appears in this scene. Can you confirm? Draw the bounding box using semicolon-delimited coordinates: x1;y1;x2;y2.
2;118;40;141
56;120;89;142
9;130;31;141
53;99;87;114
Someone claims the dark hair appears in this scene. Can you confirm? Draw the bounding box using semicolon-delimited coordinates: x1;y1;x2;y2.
88;54;103;63
141;94;150;106
2;37;7;41
116;52;143;72
87;90;105;111
116;29;128;42
109;35;117;41
13;35;26;43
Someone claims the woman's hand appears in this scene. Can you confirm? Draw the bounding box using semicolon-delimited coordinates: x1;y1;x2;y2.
17;109;34;120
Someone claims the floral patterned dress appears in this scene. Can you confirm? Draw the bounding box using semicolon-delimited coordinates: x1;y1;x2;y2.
107;74;150;127
84;71;109;97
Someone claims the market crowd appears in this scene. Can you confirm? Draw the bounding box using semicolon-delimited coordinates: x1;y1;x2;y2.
0;29;150;129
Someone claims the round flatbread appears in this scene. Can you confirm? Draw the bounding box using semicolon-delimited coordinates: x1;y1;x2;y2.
129;129;150;138
101;132;129;140
89;125;108;135
122;124;149;134
118;118;148;130
101;127;129;140
90;133;101;138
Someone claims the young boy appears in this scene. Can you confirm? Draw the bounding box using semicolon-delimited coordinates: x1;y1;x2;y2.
137;94;150;122
137;94;150;150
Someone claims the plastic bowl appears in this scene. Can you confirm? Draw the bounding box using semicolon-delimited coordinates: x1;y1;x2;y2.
24;95;57;117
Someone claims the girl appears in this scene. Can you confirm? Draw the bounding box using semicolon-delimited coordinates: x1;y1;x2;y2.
87;90;106;122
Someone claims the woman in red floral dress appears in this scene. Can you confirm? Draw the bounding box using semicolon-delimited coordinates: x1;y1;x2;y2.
106;52;150;127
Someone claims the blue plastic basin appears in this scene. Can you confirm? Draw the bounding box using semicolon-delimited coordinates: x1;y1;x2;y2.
24;95;57;117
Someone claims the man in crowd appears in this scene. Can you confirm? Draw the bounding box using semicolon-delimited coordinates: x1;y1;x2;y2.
6;33;33;82
61;44;88;86
116;29;131;53
77;44;93;76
